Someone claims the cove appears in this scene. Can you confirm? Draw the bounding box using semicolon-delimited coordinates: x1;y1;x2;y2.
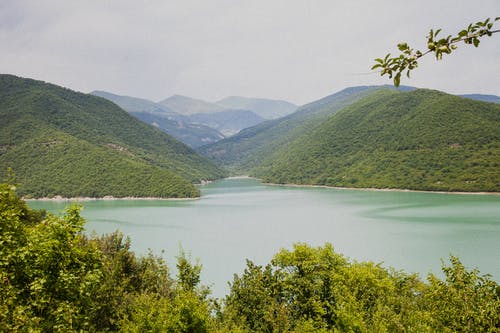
28;177;500;298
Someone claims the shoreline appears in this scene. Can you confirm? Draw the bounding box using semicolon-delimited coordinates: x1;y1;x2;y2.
262;181;500;196
24;196;199;202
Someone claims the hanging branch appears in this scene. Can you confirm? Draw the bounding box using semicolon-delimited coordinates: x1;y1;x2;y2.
372;17;500;87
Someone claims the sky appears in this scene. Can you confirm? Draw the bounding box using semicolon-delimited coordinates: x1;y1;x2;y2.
1;0;499;105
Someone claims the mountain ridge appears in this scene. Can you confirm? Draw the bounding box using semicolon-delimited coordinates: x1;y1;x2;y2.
253;88;500;192
216;96;298;119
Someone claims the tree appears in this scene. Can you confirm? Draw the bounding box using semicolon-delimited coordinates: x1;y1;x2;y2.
372;17;500;87
0;181;216;332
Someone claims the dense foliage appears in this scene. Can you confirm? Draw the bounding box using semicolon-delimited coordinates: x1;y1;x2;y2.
0;182;216;332
0;74;226;198
199;85;393;173
254;89;500;192
1;183;499;332
224;244;500;332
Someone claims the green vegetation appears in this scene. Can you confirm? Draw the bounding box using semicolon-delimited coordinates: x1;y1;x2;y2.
1;184;499;332
254;89;500;192
199;85;393;173
0;74;226;198
0;182;216;331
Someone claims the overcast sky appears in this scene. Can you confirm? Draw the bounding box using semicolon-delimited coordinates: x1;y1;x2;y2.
1;0;499;105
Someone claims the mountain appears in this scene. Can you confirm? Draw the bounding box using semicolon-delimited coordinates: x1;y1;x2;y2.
128;112;224;148
0;74;226;198
159;95;225;115
189;109;264;136
91;91;224;148
459;94;500;104
199;85;393;172
216;96;298;119
253;89;500;192
92;90;176;116
158;94;266;137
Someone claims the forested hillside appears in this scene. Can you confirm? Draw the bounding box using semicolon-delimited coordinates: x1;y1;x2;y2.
254;89;500;192
199;85;396;172
0;75;226;198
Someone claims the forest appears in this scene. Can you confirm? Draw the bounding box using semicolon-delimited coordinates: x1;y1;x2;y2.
1;182;499;332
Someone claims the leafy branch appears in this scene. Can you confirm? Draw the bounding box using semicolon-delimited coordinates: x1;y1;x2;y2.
372;17;500;87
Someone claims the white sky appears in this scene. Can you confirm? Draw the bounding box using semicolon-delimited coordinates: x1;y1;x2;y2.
1;0;499;105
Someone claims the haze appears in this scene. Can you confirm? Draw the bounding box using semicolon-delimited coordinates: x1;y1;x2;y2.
1;0;498;105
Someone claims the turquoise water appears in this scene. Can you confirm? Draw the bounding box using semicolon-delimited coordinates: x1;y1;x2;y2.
28;177;500;298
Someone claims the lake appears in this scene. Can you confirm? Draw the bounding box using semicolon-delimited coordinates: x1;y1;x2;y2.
28;177;500;298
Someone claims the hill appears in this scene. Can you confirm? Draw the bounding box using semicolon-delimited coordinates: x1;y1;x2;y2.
216;96;298;119
91;91;224;148
253;89;500;192
0;74;226;198
199;85;392;172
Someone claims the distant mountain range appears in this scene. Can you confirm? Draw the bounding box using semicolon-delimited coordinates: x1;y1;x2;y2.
92;91;225;147
92;92;296;146
216;96;298;119
459;94;500;104
159;94;225;115
0;75;226;198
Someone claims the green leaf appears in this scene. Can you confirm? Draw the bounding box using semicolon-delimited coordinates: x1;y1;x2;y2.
397;43;408;51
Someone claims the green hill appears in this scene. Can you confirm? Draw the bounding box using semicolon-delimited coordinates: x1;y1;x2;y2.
199;86;394;173
254;89;500;192
0;74;226;198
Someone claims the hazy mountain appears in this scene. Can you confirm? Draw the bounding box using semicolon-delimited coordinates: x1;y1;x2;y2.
0;74;226;198
157;94;266;137
254;89;500;192
216;96;298;119
159;94;225;115
92;90;176;116
189;110;264;136
91;90;225;148
459;94;500;104
128;112;225;148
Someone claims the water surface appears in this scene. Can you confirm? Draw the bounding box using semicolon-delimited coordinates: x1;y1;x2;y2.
29;178;500;298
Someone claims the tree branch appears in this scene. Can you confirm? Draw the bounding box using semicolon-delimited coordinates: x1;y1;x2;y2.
373;17;499;87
